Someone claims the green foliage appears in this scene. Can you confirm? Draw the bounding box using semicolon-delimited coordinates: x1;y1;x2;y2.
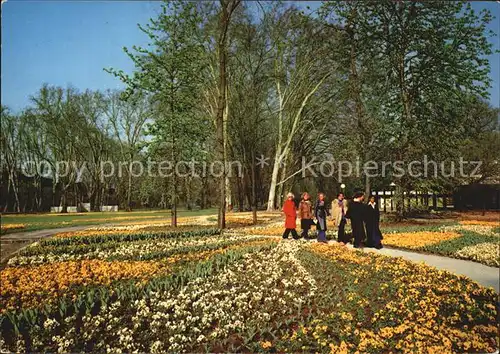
106;1;209;161
2;1;498;214
36;228;221;248
319;0;497;198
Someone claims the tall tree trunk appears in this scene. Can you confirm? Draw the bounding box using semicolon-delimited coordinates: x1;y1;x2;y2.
100;184;106;210
4;176;11;212
127;162;133;212
277;161;288;210
9;171;21;213
245;172;253;212
236;173;244;212
186;177;192;210
201;175;207;209
216;0;240;228
251;150;257;224
216;7;228;229
364;175;371;199
170;94;177;227
60;186;68;213
225;176;232;212
37;175;43;211
267;148;281;211
224;85;232;213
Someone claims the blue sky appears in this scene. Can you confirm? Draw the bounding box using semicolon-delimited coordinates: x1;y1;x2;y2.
2;1;499;113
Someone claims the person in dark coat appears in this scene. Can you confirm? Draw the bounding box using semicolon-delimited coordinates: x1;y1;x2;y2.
365;195;383;249
299;192;314;239
345;191;366;248
282;192;299;239
315;192;330;243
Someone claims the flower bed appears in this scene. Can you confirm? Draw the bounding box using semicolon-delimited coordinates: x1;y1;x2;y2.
455;242;500;267
383;231;461;249
0;227;497;352
52;225;211;239
285;243;498;353
236;221;500;266
233;219;343;238
1;259;169;311
460;220;500;227
381;224;499;267
0;223;26;234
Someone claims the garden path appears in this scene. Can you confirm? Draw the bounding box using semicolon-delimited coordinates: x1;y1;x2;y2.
0;225;99;264
328;240;500;292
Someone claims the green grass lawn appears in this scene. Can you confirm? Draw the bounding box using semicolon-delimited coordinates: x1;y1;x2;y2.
0;208;218;234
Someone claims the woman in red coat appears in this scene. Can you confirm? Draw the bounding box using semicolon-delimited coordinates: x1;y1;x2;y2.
282;192;299;239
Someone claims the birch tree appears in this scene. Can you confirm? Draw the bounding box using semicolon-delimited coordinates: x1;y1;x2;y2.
266;6;331;210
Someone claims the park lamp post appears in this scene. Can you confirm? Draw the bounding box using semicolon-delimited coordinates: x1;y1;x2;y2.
390;182;396;212
340;183;346;193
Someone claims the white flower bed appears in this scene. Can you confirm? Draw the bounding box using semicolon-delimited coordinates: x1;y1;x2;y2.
439;224;499;237
7;234;265;266
455;242;500;267
33;241;316;352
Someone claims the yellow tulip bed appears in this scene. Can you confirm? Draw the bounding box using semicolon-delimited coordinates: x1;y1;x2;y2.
460;220;500;227
0;223;26;234
284;243;498;353
382;231;462;249
381;223;500;266
0;225;497;352
1;259;169;312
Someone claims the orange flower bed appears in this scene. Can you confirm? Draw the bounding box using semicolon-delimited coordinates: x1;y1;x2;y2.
457;212;500;222
0;223;26;233
0;238;277;311
382;231;461;249
459;220;500;227
75;215;166;222
1;259;168;311
237;226;285;236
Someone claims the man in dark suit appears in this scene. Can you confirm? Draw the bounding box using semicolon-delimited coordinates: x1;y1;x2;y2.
345;191;366;248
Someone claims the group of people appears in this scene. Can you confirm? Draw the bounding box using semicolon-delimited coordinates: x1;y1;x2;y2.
281;191;383;249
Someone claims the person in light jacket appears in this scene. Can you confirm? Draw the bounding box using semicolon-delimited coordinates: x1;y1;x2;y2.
299;192;314;239
331;192;349;245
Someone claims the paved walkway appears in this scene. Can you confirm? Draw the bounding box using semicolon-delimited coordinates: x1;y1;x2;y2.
330;241;499;292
